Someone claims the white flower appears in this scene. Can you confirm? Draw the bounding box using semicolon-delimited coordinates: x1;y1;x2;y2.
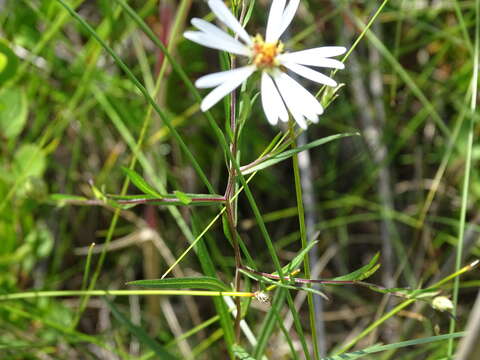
184;0;346;129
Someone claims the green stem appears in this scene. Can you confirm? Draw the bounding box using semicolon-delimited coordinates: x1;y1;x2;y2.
448;0;479;356
289;121;319;359
0;290;256;301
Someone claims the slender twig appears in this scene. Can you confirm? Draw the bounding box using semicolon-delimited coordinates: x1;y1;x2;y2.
0;290;256;301
448;0;479;354
223;59;242;339
223;2;248;341
52;196;226;207
297;131;326;356
115;196;226;205
289;120;319;359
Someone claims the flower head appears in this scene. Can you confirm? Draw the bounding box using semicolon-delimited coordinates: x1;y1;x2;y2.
432;296;454;313
184;0;346;129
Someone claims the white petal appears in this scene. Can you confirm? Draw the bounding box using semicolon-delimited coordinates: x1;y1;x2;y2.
273;70;323;128
184;31;250;56
208;0;252;45
261;74;279;125
283;46;347;58
266;0;286;42
191;18;251;56
277;0;300;39
261;72;289;125
196;67;255;88
278;52;345;69
278;72;323;115
281;61;337;87
272;71;307;128
200;66;255;111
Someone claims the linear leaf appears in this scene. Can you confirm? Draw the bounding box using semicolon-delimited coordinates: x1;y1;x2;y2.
121;167;163;198
128;277;230;292
174;190;192;205
108;193;224;206
332;253;380;281
253;288;287;358
233;344;255;359
49;194;88;203
239;270;328;299
322;332;465;360
277;240;319;275
106;299;177;360
242;133;359;175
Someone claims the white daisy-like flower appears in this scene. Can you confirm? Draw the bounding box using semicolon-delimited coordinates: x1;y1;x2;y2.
184;0;346;129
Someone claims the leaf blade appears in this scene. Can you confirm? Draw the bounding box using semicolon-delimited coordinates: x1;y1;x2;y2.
128;277;230;292
242;133;359;175
121;167;163;198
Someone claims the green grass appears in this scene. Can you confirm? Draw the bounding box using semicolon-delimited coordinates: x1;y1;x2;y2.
0;0;479;359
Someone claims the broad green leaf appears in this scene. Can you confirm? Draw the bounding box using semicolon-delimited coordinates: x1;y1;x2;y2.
128;276;230;292
22;223;54;272
0;87;27;139
106;299;177;360
13;144;46;179
0;41;18;85
233;344;255;359
174;190;192;205
332;253;380;281
242;133;359;175
121;167;162;198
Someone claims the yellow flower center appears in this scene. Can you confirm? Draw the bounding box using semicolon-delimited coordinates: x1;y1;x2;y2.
251;34;284;69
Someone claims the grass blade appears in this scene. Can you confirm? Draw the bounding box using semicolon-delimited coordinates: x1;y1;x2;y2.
128;277;230;292
106;299;178;360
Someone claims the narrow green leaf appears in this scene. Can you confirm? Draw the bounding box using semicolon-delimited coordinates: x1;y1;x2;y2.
121;166;162;198
367;286;441;300
49;194;88;202
321;83;346;108
105;299;178;360
107;193;224;206
49;194;89;207
322;332;465;360
276;240;319;275
332;253;380;281
174;190;192;205
239;270;328;299
233;344;255;359
253;288;287;358
128;277;230;292
90;182;107;201
242;133;359;175
56;0;216;196
191;218;236;354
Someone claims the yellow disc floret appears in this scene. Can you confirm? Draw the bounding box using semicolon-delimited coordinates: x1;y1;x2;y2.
251;34;284;69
